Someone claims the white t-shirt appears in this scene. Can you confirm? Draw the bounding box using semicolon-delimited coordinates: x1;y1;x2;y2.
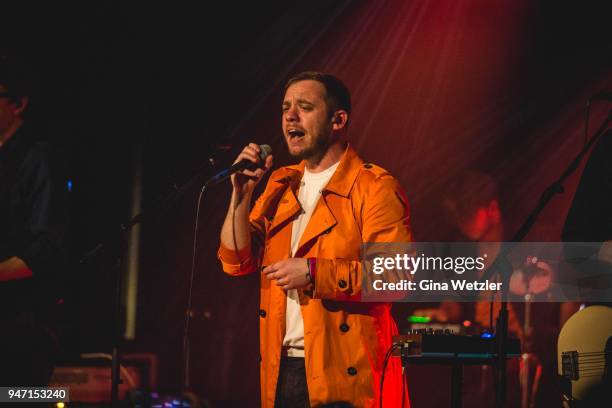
283;161;340;357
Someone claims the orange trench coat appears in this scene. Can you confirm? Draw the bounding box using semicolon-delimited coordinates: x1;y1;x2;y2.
218;146;411;407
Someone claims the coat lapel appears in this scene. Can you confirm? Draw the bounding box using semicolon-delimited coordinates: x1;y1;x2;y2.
294;145;363;257
294;196;337;257
268;185;301;237
267;166;303;238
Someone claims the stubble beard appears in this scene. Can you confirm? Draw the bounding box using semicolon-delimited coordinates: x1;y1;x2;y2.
289;129;332;165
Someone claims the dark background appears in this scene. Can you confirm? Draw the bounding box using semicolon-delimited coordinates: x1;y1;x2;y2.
2;0;611;406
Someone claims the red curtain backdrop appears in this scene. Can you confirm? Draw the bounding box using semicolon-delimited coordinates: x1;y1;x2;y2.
139;1;611;405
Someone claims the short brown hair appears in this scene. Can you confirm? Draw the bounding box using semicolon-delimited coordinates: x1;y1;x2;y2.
284;71;351;118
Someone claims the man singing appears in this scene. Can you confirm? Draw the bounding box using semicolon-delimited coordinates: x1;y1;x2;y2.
218;72;411;407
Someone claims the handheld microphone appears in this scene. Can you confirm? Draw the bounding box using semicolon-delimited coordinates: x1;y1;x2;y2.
207;144;272;185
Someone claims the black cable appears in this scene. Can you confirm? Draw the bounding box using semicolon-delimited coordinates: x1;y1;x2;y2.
182;183;209;389
401;362;406;408
489;291;494;333
379;343;400;408
489;300;493;333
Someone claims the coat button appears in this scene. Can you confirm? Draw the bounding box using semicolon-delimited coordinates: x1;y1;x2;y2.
259;309;266;318
340;323;349;332
347;367;357;376
338;279;347;289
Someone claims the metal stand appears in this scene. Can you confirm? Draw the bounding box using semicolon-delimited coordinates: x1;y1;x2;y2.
402;355;509;408
519;291;543;408
483;110;611;407
80;150;223;406
451;358;463;407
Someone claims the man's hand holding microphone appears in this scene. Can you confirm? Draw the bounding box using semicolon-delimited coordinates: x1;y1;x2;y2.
230;143;274;195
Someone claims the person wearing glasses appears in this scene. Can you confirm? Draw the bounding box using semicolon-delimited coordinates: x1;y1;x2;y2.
0;56;70;386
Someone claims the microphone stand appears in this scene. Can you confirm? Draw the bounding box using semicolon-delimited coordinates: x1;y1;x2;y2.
80;149;224;407
484;110;611;407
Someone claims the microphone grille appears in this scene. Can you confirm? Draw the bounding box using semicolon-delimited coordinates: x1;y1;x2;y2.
259;144;272;160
